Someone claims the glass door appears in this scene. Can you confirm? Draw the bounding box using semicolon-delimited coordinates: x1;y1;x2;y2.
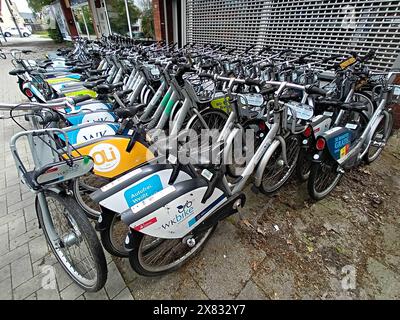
72;3;96;39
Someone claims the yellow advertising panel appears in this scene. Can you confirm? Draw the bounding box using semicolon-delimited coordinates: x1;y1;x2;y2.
69;137;155;179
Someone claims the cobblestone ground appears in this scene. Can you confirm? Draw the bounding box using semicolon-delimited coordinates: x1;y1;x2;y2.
0;36;132;300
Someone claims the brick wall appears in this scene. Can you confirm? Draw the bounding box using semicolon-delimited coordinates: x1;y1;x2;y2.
153;0;165;41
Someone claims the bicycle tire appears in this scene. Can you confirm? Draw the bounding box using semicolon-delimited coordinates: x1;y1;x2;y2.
36;191;107;292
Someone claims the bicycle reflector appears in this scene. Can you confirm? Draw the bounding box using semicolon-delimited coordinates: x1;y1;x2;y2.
303;126;312;138
25;89;33;98
316;138;326;151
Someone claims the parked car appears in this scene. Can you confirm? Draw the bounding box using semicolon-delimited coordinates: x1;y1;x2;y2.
3;27;32;37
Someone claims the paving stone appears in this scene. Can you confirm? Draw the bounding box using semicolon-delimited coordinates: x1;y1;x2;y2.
21;191;35;202
0;265;11;283
60;283;85;300
104;262;128;299
84;288;109;300
252;259;296;300
23;204;37;222
75;295;85;300
0;277;12;300
28;235;49;263
7;198;37;214
129;272;208;300
9;228;42;251
25;218;39;231
32;253;58;276
0;231;9;255
0;244;29;269
24;292;37;300
11;254;33;289
235;280;267;300
6;190;22;206
114;257;139;285
36;287;60;300
0;223;8;235
13;273;43;300
363;258;400;299
53;263;73;291
113;287;134;300
0;201;7;218
8;215;26;239
0;209;24;226
188;221;266;300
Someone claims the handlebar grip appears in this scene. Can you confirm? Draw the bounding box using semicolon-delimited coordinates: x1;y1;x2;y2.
70;95;92;105
299;51;317;60
305;85;327;96
279;49;293;56
245;44;256;53
361;49;376;63
198;73;214;79
175;64;195;85
322;54;342;64
38;112;60;125
245;79;263;86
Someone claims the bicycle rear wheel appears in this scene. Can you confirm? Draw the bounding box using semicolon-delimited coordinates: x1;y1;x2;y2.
364;112;393;164
308;158;343;200
129;225;216;276
73;174;110;220
36;191;107;292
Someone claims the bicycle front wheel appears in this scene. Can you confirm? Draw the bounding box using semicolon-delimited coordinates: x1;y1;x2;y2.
36;191;107;292
260;135;300;194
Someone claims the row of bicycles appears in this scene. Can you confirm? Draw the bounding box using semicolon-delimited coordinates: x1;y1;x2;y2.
0;35;397;292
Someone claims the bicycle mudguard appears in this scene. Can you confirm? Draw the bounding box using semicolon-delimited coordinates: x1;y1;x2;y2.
67;136;155;179
58;122;120;145
309;113;333;138
121;178;227;239
64;110;117;126
92;164;192;214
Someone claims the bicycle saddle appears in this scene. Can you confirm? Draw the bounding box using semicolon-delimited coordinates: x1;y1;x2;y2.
116;89;133;99
83;79;107;89
39;61;53;69
95;82;124;94
317;99;369;112
86;74;108;82
9;68;28;76
114;104;146;119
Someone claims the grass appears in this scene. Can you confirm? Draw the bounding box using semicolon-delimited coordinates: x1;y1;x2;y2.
33;30;50;38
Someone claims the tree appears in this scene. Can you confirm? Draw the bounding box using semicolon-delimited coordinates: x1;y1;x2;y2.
27;0;53;13
137;0;154;39
106;0;141;35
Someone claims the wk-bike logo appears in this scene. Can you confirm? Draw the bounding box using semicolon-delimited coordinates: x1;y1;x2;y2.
89;143;121;173
76;125;116;144
162;201;194;230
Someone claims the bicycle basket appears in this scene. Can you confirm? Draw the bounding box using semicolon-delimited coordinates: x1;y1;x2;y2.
10;128;94;190
184;73;217;104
